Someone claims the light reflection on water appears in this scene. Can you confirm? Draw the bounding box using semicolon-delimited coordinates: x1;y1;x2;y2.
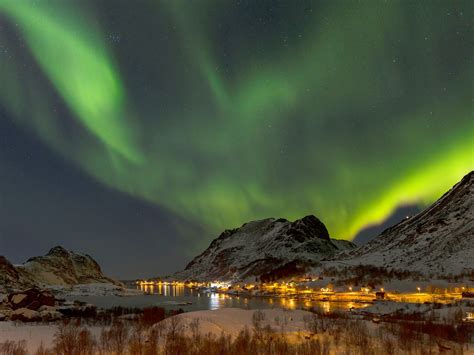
141;284;188;297
86;285;372;313
67;284;371;312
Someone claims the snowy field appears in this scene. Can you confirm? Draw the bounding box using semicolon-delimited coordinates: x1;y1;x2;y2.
0;322;85;353
1;306;473;354
164;307;313;340
0;308;314;353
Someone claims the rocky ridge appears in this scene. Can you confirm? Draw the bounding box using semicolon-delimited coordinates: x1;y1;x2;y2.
335;171;474;276
0;246;121;292
175;215;356;281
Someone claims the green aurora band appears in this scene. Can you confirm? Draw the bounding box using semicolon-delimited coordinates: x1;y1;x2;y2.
0;0;472;242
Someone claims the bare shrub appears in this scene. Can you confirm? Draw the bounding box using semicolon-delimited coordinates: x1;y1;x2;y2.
77;328;96;354
108;321;129;354
10;302;474;355
344;320;371;352
145;321;167;355
141;307;165;327
382;335;396;355
52;319;95;354
163;315;187;354
99;327;112;353
304;312;331;334
128;322;146;355
216;332;232;353
272;334;290;355
53;320;80;354
165;315;183;342
0;340;27;355
98;320;129;354
189;318;200;340
232;326;254;354
252;310;266;324
34;342;52;355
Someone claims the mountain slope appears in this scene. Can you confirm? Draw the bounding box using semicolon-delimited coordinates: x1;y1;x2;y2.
0;256;28;290
175;215;356;281
0;246;120;291
338;171;473;275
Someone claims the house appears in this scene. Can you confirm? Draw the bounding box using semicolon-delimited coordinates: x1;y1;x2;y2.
463;312;474;323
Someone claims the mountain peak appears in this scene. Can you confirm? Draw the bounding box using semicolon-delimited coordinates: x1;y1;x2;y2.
337;170;474;276
291;215;330;241
47;246;70;258
177;214;355;281
460;170;473;183
0;247;122;291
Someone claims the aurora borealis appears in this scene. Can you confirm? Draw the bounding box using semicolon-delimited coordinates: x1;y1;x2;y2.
0;1;472;277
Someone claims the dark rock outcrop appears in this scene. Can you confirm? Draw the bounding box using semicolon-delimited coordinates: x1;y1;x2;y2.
7;288;55;310
10;308;41;322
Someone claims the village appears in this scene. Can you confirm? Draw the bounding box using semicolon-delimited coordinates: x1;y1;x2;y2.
137;279;474;319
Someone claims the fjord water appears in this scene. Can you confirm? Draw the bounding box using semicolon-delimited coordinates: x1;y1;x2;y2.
67;284;370;313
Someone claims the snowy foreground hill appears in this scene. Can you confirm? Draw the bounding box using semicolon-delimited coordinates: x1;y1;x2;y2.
175;215;356;281
0;246;120;292
332;171;473;276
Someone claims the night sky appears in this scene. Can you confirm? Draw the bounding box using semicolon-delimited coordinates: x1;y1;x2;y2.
0;1;472;278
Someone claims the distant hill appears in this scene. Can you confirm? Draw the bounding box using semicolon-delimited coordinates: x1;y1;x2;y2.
0;246;121;292
336;171;473;276
175;215;356;281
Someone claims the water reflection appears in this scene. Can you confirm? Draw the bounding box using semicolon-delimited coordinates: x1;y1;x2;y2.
140;283;190;297
210;293;219;310
130;284;371;313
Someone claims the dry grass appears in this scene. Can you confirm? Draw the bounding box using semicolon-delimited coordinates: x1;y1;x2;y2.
1;307;472;354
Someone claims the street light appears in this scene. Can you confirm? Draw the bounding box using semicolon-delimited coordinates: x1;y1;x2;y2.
417;287;421;293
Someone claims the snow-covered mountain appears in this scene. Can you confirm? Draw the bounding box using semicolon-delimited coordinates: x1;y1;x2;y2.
0;246;120;291
175;215;356;281
336;171;473;276
0;256;25;290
